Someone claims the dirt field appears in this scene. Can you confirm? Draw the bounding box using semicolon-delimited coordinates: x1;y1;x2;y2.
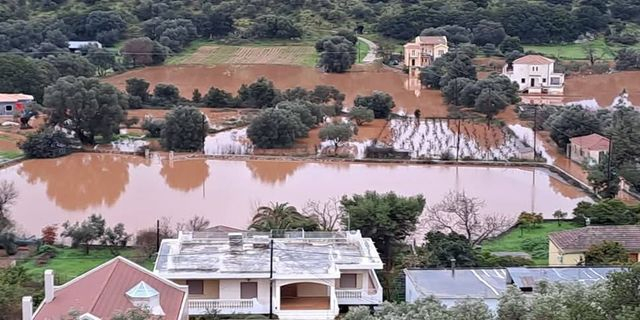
171;45;317;66
126;108;258;127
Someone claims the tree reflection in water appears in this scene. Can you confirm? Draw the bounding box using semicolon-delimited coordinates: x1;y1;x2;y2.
19;153;131;211
159;158;210;192
245;160;305;185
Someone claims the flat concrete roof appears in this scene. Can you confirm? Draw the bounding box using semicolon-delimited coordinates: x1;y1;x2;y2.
155;231;383;279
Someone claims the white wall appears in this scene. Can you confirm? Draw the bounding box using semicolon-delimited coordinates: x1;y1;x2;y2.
219;279;271;306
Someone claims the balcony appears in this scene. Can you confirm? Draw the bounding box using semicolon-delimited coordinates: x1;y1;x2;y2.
335;271;383;305
188;298;268;315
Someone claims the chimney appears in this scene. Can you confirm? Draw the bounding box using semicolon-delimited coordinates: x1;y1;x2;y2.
22;296;32;320
450;258;456;278
229;233;243;252
44;269;54;303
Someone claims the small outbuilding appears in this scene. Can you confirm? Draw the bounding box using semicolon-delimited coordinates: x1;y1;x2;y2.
566;133;610;165
0;93;34;116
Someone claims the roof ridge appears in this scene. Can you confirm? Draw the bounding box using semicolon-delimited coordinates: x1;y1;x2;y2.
89;259;121;314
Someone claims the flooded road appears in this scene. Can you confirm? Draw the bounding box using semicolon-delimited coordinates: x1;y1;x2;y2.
2;153;590;236
104;64;449;117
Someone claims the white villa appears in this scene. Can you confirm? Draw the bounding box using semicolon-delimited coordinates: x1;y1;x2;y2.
502;55;565;94
154;230;384;320
404;36;449;69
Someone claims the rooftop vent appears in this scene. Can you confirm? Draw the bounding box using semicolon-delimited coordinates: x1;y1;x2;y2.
229;232;244;252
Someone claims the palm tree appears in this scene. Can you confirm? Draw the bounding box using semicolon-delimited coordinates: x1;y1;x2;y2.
249;202;319;232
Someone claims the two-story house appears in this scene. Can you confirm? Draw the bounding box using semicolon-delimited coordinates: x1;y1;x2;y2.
502;55;565;94
403;36;449;69
154;230;384;320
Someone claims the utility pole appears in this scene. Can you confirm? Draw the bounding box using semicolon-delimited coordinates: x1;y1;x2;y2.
456;117;461;161
607;112;616;185
156;219;160;253
269;239;274;319
533;106;538;160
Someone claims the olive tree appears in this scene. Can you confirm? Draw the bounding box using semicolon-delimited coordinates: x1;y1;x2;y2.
247;108;307;148
319;123;356;153
349;106;374;125
20;128;79;158
161;106;208;152
45;76;127;144
354;91;395;119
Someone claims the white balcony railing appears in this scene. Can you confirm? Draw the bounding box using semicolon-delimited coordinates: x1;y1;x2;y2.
336;289;363;299
188;298;267;315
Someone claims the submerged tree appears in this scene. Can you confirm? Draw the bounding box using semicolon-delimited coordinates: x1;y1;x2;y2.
319;123;356;153
161;106;208;152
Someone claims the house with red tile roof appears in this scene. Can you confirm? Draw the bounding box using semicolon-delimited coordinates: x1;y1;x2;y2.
403;36;449;69
502;55;565;94
566;133;610;165
548;225;640;266
0;93;34;116
22;256;189;320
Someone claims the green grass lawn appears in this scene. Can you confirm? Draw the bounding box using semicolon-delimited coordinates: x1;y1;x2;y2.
356;39;370;63
523;37;640;61
20;247;154;284
481;221;578;265
0;150;23;160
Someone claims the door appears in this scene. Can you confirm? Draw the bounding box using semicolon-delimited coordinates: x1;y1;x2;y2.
530;78;536;87
411;59;415;66
241;282;258;299
339;273;357;288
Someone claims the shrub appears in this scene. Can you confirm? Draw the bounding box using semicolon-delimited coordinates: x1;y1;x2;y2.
142;118;165;138
20;128;79;159
135;228;158;257
37;244;59;255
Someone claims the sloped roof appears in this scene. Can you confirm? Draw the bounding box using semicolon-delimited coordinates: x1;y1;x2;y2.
417;36;447;45
549;225;640;252
34;257;187;320
0;93;34;102
570;133;610;151
513;55;555;65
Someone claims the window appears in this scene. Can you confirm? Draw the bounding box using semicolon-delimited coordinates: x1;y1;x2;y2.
241;282;258;299
542;78;546;83
339;273;357;288
437;50;444;56
521;78;526;84
550;77;560;85
4;105;12;112
186;280;204;295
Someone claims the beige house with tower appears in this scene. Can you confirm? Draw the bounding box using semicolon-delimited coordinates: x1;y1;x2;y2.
404;36;449;69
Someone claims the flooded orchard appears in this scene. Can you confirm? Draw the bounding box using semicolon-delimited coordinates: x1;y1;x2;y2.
2;153;590;236
104;64;449;117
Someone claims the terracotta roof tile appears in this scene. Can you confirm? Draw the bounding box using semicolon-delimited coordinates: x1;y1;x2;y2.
549;225;640;252
513;55;555;65
570;133;610;151
34;257;187;320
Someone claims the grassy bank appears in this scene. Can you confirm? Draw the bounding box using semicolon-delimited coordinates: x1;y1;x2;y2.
481;221;578;265
356;39;370;63
20;247;155;283
523;38;640;61
166;39;318;66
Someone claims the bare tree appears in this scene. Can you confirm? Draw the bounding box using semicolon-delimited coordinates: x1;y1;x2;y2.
302;198;342;231
425;191;511;245
0;181;17;231
176;215;210;232
582;43;604;66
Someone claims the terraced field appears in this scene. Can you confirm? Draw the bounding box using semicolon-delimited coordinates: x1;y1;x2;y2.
168;45;317;66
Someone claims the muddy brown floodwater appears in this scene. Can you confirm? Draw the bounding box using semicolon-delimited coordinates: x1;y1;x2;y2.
104;65;449;117
564;71;640;106
1;153;591;236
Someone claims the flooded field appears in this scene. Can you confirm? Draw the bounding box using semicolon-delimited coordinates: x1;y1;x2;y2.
104;65;449;117
2;153;590;236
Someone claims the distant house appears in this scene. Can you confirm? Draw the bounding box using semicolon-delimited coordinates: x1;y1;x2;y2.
405;267;620;310
566;133;609;165
22;256;189;320
68;41;102;53
154;230;384;320
0;93;34;116
548;225;640;266
502;55;564;94
403;36;449;69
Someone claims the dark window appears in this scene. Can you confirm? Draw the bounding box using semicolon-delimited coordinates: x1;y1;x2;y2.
241;282;258;299
340;274;357;288
186;280;204;294
5;105;12;112
521;78;525;84
542;78;546;83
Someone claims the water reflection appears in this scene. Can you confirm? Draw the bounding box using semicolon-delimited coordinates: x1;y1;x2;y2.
160;158;210;192
245;160;305;185
18;154;130;211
